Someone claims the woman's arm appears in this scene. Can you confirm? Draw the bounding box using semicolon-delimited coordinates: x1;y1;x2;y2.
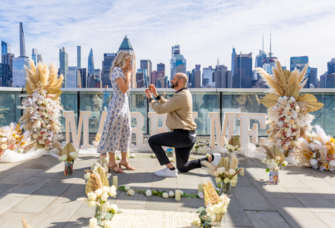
115;67;131;93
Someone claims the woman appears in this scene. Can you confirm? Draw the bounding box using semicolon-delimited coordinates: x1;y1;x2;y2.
97;51;135;173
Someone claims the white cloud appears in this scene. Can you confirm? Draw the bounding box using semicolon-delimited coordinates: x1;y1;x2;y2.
0;0;334;77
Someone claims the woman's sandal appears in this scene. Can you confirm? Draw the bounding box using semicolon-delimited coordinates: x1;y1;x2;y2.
108;164;124;173
119;161;135;170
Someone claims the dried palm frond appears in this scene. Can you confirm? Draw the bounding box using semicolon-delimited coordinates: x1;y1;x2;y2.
272;61;287;91
201;160;217;176
203;181;219;206
262;145;276;160
85;172;103;196
46;62;58;89
256;67;283;96
296;64;309;85
40;63;50;87
230;153;239;170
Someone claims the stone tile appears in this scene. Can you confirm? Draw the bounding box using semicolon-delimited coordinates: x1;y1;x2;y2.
246;211;291;228
315;213;335;228
72;201;94;218
58;179;86;202
0;159;40;175
236;175;254;187
323;178;335;187
0;169;41;184
250;179;294;199
145;201;178;211
303;179;335;200
151;175;177;188
232;186;275;211
63;217;90;228
44;172;82;188
29;199;83;228
2;177;51;197
287;188;335;213
279;175;309;189
0;175;8;181
0;195;25;215
269;198;329;228
9;186;68;214
126;172;154;186
33;162;64;178
224;196;253;227
0;184;15;193
0;212;36;228
117;203;146;210
245;167;269;182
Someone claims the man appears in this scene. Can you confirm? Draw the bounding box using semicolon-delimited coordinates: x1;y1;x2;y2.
145;73;220;177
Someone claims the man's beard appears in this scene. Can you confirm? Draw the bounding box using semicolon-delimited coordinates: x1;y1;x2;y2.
171;81;178;89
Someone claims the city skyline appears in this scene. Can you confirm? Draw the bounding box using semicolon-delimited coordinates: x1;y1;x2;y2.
0;0;334;78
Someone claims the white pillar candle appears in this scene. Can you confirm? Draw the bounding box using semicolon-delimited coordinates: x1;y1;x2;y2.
240;168;245;176
89;218;97;228
175;190;181;201
198;183;203;193
113;176;118;189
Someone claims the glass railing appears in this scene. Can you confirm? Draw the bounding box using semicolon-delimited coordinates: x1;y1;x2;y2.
0;87;334;136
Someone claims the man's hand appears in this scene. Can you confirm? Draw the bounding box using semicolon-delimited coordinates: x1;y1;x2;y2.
149;84;158;97
145;89;153;99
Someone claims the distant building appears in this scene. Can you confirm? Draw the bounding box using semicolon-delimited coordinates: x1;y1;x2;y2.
233;52;252;88
157;63;165;75
79;68;87;88
231;47;236;77
186;71;192;88
77;46;81;69
320;73;327;88
12;57;29;87
102;53;117;88
170;45;186;79
140;60;152;86
309;67;317;88
1;41;11;62
37;54;43;63
118;35;136;88
194;65;201;88
326;73;335;88
67;66;79;88
136;69;145;88
0;64;4;86
88;48;95;75
1;53;14;87
327;58;335;75
19;22;26;57
290;56;309;71
59;47;68;88
88;74;102;88
151;71;165;88
255;50;267;68
213;65;232;88
203;66;214;88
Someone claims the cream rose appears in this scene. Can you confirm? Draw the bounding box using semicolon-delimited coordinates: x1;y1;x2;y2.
88;192;97;201
217;167;225;174
87;200;96;207
127;189;135;196
162;192;168;198
94;188;103;197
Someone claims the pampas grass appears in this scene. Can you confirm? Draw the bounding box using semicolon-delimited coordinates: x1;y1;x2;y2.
230;153;238;170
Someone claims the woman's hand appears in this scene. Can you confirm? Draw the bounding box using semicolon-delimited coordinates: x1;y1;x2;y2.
125;65;132;81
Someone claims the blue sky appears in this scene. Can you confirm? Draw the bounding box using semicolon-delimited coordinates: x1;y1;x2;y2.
1;0;334;77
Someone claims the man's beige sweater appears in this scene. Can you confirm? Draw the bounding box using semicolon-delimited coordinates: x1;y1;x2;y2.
149;88;197;131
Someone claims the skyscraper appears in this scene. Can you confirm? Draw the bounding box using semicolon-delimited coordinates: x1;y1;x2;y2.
2;53;14;87
77;46;81;69
255;50;267;68
194;65;202;88
213;65;232;88
309;67;317;88
140;60;152;86
136;69;145;88
79;68;87;88
327;58;335;75
102;53;117;88
67;66;79;88
290;56;309;88
118;35;136;88
157;63;165;75
12;57;29;87
233;52;252;88
1;41;11;62
203;66;214;88
37;54;43;63
231;46;236;77
19;22;26;57
88;48;95;75
59;47;68;88
170;45;186;79
32;48;38;66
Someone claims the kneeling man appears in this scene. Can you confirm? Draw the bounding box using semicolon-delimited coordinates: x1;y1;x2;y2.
145;73;220;177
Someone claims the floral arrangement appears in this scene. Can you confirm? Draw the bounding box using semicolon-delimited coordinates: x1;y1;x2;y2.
203;181;230;226
58;142;78;164
225;135;241;153
193;140;212;155
256;61;323;157
202;153;242;188
295;125;335;171
85;167;121;226
261;145;288;172
19;60;64;151
192;207;212;228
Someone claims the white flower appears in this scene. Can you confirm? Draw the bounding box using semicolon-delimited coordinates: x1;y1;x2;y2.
84;173;91;180
180;190;183;195
290;96;296;102
101;192;109;201
87;200;96;208
108;204;118;212
94;188;103;197
102;221;113;228
198;192;204;199
213;171;219;177
266;160;271;165
237;148;241;152
275;156;281;161
33;134;38;139
109;185;116;197
38;139;44;144
127;189;135;196
88;192;97;201
215;177;222;183
217;167;225;175
169;191;174;197
146;189;152;197
206;205;215;216
310;159;318;166
1;144;7;150
130;154;136;158
213;204;221;213
69;152;78;159
282;161;288;167
125;185;130;191
224;177;230;184
162;192;168;198
230;179;237;187
329;160;335;167
58;155;67;162
228;169;235;176
262;158;267;163
103;186;110;194
192;218;201;226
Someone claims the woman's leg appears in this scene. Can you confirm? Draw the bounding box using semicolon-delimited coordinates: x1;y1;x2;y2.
108;152;124;172
120;151;135;170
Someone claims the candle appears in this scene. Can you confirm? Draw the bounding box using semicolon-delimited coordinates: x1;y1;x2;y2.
175;190;181;201
240;168;245;176
113;176;118;188
198;183;203;193
89;218;97;228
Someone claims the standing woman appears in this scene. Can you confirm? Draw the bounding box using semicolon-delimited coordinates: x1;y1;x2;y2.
97;51;135;173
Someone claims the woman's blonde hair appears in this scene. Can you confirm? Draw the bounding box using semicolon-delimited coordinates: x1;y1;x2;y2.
110;51;132;79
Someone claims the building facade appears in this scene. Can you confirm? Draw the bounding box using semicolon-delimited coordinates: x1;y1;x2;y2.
140;60;152;86
170;45;186;79
19;22;26;57
1;41;11;61
194;65;201;88
202;66;214;88
102;53;117;88
233;53;252;88
59;47;68;88
255;50;267;68
327;58;335;75
67;66;79;88
32;48;38;66
88;48;95;75
12;57;29;88
1;53;14;87
79;68;87;88
309;67;318;88
77;46;81;69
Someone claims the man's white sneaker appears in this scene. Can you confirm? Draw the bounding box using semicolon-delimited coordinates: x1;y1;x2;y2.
154;167;178;177
211;153;221;166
